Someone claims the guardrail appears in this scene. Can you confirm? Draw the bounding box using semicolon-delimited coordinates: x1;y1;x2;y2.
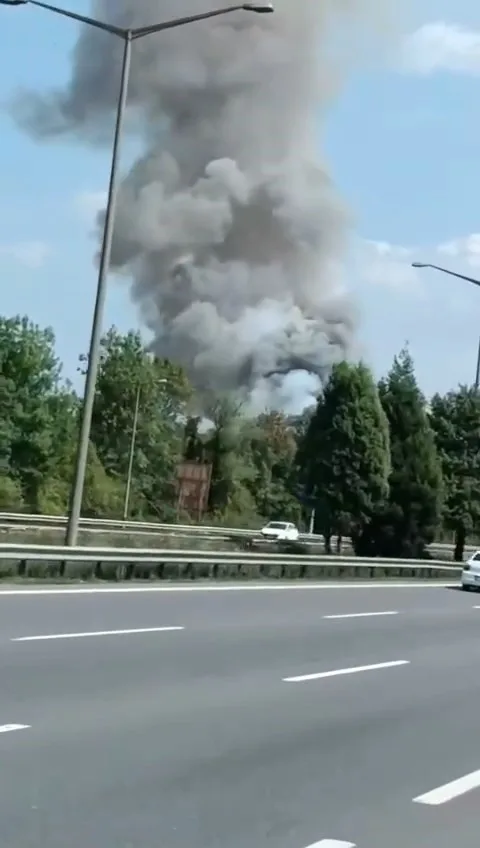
0;544;462;582
0;511;472;553
0;512;278;538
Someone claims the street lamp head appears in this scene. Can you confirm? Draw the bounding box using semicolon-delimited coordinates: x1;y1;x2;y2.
412;262;428;268
0;1;28;5
242;3;274;12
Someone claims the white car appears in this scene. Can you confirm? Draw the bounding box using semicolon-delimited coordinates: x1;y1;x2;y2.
260;521;299;542
461;551;480;590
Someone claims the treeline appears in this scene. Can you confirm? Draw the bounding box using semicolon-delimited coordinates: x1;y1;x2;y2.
1;315;479;560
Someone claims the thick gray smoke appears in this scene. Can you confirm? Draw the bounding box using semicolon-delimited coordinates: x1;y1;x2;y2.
13;0;388;410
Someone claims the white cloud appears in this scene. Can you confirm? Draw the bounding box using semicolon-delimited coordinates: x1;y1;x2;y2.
0;240;51;268
402;22;480;75
354;238;422;295
437;233;480;266
74;189;107;222
355;232;480;295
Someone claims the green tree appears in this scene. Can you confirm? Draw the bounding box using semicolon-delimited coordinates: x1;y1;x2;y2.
87;327;192;520
203;398;257;522
247;412;300;522
0;475;25;511
363;348;443;558
34;381;127;518
297;361;390;552
36;385;80;514
430;386;480;561
0;315;60;509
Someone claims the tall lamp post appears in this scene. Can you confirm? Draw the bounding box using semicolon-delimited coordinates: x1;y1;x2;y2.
1;0;274;545
123;377;167;521
412;261;480;391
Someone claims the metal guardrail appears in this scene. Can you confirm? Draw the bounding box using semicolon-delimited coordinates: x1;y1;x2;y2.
0;512;274;538
0;543;461;565
0;543;462;581
0;512;473;553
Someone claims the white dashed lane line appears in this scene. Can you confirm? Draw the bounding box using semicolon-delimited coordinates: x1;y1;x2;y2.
323;611;398;620
413;768;480;806
283;659;410;683
305;841;356;847
11;626;184;642
0;724;30;734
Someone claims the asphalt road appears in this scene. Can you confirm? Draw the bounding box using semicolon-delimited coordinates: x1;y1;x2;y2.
0;579;480;847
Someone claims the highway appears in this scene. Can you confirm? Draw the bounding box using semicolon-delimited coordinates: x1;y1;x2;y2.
0;580;479;847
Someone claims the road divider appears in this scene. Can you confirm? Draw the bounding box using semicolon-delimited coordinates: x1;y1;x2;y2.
0;543;462;582
0;511;470;555
0;511;315;539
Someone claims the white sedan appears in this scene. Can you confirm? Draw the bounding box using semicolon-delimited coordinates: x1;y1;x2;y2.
461;551;480;590
260;521;299;541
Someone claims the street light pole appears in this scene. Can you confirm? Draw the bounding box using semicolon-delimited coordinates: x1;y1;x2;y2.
476;336;480;392
123;381;141;522
68;29;130;544
1;0;274;545
412;262;480;289
412;261;480;391
123;377;167;521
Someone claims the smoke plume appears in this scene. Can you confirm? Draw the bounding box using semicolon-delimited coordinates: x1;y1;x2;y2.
13;0;388;410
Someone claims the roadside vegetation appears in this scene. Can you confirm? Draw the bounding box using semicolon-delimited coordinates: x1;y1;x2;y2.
1;315;479;561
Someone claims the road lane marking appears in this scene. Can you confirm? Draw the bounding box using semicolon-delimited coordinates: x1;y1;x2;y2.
413;769;480;805
283;659;410;683
0;583;452;596
323;611;398;619
0;724;30;733
305;841;356;847
11;626;184;642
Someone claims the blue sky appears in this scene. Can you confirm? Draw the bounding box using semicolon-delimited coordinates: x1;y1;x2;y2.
1;0;480;399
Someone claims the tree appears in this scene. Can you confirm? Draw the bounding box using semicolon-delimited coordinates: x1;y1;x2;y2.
1;308;463;558
36;385;80;514
247;412;301;522
0;315;61;509
0;475;24;511
86;327;192;520
202;397;257;523
430;386;480;561
362;348;443;558
297;362;390;552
